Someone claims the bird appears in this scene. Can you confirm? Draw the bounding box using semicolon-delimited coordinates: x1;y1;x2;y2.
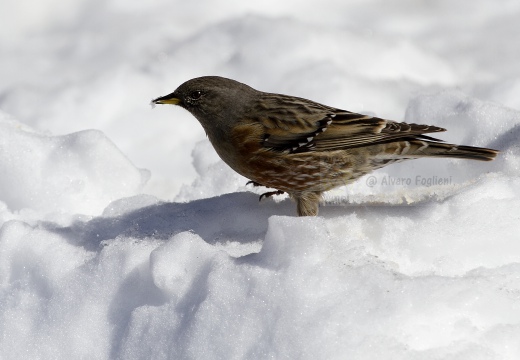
152;76;498;216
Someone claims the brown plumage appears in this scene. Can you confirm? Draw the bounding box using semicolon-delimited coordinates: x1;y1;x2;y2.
153;76;498;216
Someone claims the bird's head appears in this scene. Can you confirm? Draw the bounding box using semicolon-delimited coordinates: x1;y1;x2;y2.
152;76;256;132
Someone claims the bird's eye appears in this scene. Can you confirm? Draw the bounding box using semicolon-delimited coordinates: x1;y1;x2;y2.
189;90;203;100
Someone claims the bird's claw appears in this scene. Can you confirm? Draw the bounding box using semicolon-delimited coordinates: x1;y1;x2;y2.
258;190;285;202
246;180;262;187
247;181;285;201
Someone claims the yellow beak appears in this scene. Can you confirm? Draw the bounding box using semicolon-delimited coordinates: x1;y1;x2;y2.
152;94;181;105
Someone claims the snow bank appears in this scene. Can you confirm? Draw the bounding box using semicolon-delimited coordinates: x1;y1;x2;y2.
1;90;519;359
0;113;148;216
1;1;520;359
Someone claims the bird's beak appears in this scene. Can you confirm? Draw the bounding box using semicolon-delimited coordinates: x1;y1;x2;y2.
152;93;181;105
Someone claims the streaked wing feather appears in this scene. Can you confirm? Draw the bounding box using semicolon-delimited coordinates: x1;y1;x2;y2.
255;93;446;153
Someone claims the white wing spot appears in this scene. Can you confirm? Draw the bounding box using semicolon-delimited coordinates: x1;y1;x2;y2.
417;141;429;152
401;141;411;155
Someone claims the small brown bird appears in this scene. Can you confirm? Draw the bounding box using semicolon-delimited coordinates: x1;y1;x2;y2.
153;76;498;216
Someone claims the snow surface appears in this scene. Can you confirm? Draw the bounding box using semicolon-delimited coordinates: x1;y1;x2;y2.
1;1;520;359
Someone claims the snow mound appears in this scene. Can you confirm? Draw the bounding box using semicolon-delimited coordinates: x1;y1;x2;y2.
0;113;149;216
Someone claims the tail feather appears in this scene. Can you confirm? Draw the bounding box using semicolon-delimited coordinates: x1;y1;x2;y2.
409;140;499;161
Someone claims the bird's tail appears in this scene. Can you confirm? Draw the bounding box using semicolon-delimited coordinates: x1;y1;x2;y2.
408;140;498;161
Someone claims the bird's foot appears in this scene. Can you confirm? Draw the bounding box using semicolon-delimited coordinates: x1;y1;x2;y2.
246;180;262;187
247;181;285;201
259;190;285;202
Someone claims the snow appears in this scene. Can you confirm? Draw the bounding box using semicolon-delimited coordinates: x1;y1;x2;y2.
1;1;520;359
0;113;149;216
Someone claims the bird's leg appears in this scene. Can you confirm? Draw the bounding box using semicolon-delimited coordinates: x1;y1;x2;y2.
258;190;285;202
295;192;322;216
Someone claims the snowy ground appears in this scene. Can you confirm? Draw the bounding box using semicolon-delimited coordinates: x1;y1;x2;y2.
1;1;520;359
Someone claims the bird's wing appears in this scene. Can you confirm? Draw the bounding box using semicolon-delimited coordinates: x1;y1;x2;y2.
256;94;446;153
